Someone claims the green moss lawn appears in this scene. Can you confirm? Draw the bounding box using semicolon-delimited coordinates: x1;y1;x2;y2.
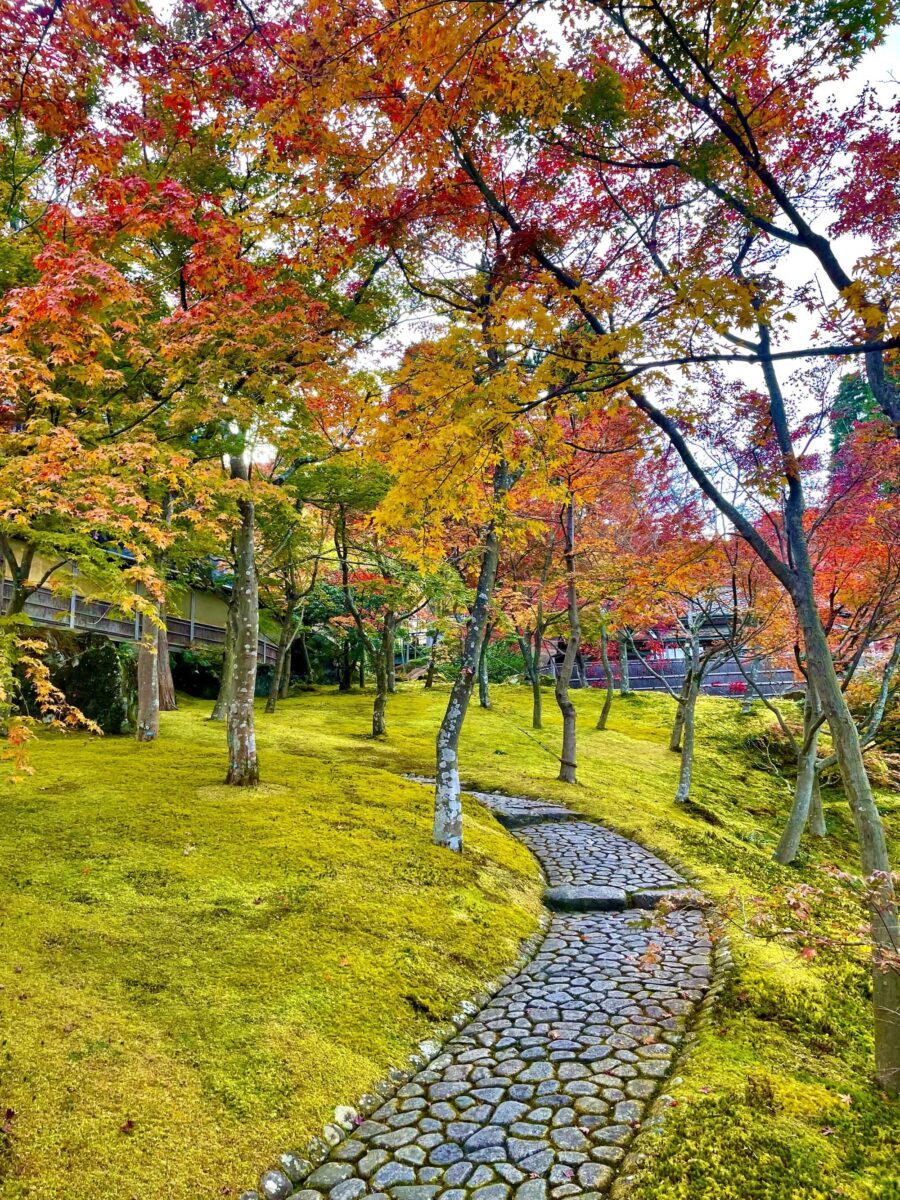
1;684;898;1199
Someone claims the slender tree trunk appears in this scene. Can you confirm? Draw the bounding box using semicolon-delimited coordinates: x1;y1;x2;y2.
136;609;161;742
518;634;534;684
297;632;312;683
809;774;827;837
358;651;365;688
596;625;614;731
674;674;700;804
774;690;822;864
157;618;177;711
555;500;581;784
670;674;690;751
372;613;392;736
434;462;511;852
225;468;260;786
777;686;825;864
265;607;295;714
478;621;492;708
386;620;396;693
338;641;352;691
618;635;632;696
372;651;388;736
531;626;544;729
798;594;900;1091
0;538;35;617
741;657;760;714
425;635;439;689
210;589;237;721
279;645;292;698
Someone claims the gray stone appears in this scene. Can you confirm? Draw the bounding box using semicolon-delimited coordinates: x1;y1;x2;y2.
396;1145;427;1166
279;1153;313;1183
469;1166;497;1188
332;1141;365;1163
491;1101;529;1126
372;1162;417;1189
515;1181;547;1200
358;1150;390;1178
543;886;627;912
577;1164;614;1190
330;1180;366;1200
464;1127;505;1152
430;1144;464;1166
444;1162;474;1187
259;1170;294;1200
550;1128;589;1152
518;1150;554;1175
471;1186;511;1200
307;1164;353;1190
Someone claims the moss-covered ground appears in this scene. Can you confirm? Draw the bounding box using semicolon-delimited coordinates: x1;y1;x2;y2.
1;684;898;1199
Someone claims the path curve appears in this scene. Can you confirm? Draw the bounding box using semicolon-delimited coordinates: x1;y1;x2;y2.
248;790;712;1200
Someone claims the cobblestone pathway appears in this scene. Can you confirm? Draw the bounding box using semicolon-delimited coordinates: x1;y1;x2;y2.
251;792;712;1200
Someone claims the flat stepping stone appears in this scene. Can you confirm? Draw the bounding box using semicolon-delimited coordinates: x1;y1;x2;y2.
631;887;706;910
543;885;627;912
250;787;711;1200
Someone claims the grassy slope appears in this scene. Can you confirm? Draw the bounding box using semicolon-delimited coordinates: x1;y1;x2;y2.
2;684;898;1199
0;694;542;1200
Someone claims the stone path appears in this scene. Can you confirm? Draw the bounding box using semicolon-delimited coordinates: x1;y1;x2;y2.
249;791;712;1200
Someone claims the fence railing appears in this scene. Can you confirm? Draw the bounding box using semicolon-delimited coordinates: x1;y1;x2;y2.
542;653;796;698
2;581;278;667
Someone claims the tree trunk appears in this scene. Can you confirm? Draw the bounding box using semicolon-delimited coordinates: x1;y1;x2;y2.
774;690;822;865
670;675;690;751
297;632;312;683
225;472;260;787
433;462;511;852
777;691;825;868
531;627;543;729
555;500;581;784
789;546;899;1092
0;537;35;617
210;592;237;721
372;651;388;736
741;658;760;714
136;609;161;742
425;635;439;689
157;618;177;711
279;645;292;698
478;621;492;708
674;674;700;804
618;635;632;696
385;619;396;693
372;613;392;736
596;625;614;731
338;641;352;691
265;608;295;714
518;634;534;684
809;775;827;837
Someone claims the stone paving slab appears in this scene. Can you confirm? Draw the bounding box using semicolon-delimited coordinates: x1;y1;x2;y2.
513;820;685;896
247;789;710;1200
